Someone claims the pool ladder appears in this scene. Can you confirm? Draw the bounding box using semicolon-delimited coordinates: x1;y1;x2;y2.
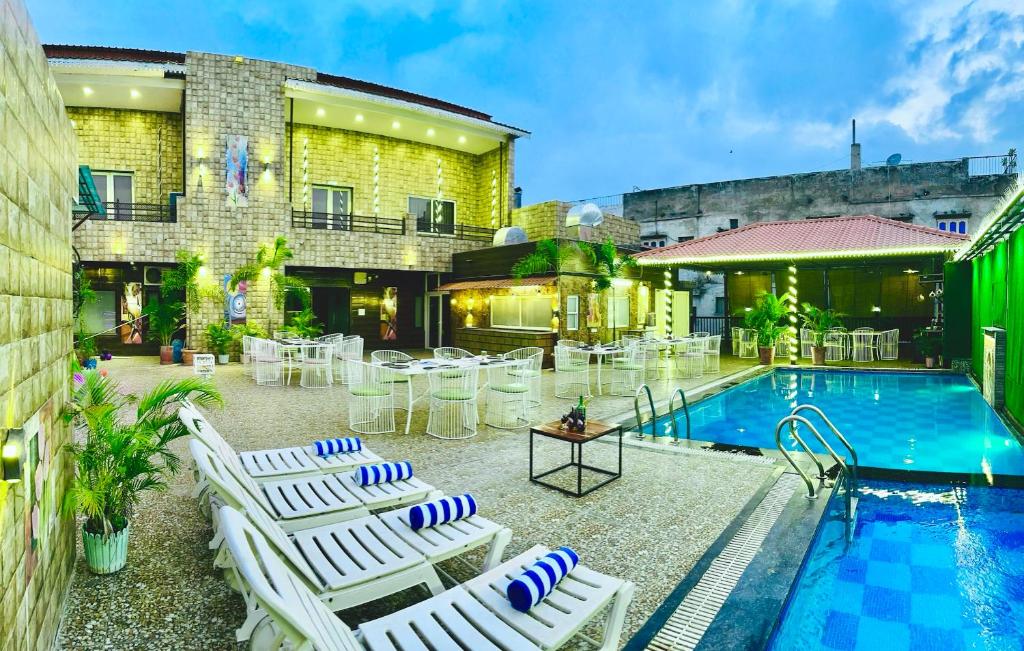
775;405;859;539
633;384;691;444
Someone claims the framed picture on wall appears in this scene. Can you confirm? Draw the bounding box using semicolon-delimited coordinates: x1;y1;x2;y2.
380;287;398;341
225;134;249;207
586;292;600;328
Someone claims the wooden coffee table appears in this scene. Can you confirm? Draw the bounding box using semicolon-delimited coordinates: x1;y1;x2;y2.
529;419;623;497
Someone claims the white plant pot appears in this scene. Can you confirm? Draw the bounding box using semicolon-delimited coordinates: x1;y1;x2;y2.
217;354;230;365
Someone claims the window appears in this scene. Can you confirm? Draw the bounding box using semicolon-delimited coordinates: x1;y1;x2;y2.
566;295;579;331
729;218;739;229
91;171;134;220
936;218;968;234
490;295;553;330
715;297;725;316
641;237;666;249
677;236;694;242
606;294;629;329
410;197;456;235
80;290;117;333
311;185;351;229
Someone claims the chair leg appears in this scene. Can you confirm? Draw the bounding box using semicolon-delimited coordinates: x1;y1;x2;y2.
482;527;513;571
598;581;636;651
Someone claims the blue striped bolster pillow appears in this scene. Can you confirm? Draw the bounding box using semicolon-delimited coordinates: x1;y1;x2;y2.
506;547;580;612
312;437;362;457
408;493;477;530
355;461;413;486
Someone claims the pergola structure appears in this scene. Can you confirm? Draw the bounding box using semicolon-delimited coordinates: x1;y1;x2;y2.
634;215;968;360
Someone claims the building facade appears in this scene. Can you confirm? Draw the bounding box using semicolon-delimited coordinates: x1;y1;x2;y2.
48;46;525;353
625;150;1018;315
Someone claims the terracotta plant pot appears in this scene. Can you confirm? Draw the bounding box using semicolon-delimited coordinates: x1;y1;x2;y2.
217;354;229;365
758;346;775;365
82;524;130;574
181;349;196;366
159;345;173;365
812;346;826;365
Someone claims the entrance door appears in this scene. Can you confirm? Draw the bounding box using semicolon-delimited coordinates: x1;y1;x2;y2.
311;287;350;335
426;293;451;348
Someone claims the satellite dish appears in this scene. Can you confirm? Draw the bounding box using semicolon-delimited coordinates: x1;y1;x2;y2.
565;202;604;228
886;153;902;166
492;226;528;246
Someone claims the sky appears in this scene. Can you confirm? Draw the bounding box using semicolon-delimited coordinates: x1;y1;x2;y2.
28;0;1024;205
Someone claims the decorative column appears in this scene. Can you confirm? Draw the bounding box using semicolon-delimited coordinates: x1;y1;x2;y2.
372;145;380;217
787;265;799;365
301;137;309;211
663;268;673;337
490;169;498;229
434;158;444;229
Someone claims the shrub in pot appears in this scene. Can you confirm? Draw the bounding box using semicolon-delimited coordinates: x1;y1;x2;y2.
913;328;942;369
282;307;324;340
799;303;844;365
62;370;221;574
230;322;266;361
741;291;791;365
206;322;233;364
75;330;98;368
142;297;184;364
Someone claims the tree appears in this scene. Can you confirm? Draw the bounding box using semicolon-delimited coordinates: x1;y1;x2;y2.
579;239;638;340
230;236;309;331
511;239;578;278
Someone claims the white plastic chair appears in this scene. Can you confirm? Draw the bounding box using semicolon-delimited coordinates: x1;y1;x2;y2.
433;346;473;361
704;334;721;373
241;335;254;377
483;360;530;429
505;347;543;408
851;331;876;362
370;350;415;416
426;366;479;440
676;338;704;379
346;360;396;435
217;504;634;651
299;343;333;389
824;331;846;362
799;328;814;359
554;345;591;399
253;339;284;386
737;329;758;359
193;353;215;378
878;329;899;360
609;344;644;396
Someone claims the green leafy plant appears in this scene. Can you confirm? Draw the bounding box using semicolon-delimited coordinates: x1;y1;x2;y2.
511;239;578;278
913;328;942;358
161;250;204;310
231;322;266;340
142;297;184;347
283;307;323;339
577;239;639;337
75;328;98;363
206;323;233;355
62;371;222;535
799;303;844;347
230;236;309;310
72;266;97;323
741;291;791;347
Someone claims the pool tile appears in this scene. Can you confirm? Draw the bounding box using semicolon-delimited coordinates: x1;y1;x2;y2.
865;561;912;591
908;624;965;651
837;556;868;584
855;617;911;651
909;542;956;568
909;593;962;628
910;566;956;594
861;586;911;623
869;539;911;564
822;610;859;650
832;582;865;615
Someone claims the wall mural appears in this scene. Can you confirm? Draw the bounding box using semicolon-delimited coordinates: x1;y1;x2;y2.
22;401;55;586
120;281;143;344
225;274;247;325
586;292;601;328
225;134;249;207
380;287;398;341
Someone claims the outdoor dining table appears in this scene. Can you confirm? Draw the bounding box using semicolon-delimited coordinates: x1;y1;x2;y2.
574;344;625;395
372;355;521;434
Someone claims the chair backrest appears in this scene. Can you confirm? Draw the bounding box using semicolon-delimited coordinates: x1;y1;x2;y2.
705;334;721;352
302;343;331;363
692;331;710;338
188;441;323;588
429;364;479;391
555;345;589;370
621;335;641;348
854;327;873;332
824;331;844;346
371;349;414;364
739;328;756;344
433;346;472;360
218;506;363;651
506;346;542;361
185;418;274;513
557;339;582;349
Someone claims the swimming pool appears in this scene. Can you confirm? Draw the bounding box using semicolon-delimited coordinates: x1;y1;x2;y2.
660;369;1024;476
769;480;1024;650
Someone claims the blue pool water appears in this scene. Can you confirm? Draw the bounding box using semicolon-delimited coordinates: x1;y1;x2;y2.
661;370;1024;476
769;481;1024;650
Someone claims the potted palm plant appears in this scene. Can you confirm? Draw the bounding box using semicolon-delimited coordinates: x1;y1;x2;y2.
206;323;233;364
800;303;844;365
913;328;942;368
142;297;184;364
62;370;221;573
742;291;790;365
283;307;323;339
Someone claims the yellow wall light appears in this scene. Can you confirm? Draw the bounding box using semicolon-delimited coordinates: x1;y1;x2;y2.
2;428;24;483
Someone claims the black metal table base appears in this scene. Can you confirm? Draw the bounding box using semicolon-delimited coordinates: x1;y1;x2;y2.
529;427;623;497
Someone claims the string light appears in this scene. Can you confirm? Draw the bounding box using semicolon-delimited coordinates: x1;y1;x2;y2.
787;265;799;365
372;146;380;217
435;158;443;226
663;269;673;334
636;245;963;267
490;170;498;229
301;137;309;211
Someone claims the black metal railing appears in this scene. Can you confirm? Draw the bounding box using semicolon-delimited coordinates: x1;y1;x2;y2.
691;315;732;338
415;219;495;243
291;211;405;235
88;201;175;223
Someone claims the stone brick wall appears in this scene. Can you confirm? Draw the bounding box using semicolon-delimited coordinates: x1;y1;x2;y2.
66;107;183;204
0;0;78;648
511;200;640;246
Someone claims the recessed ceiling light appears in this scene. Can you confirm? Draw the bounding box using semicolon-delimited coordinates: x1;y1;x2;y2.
82;86;93;96
458;135;467;144
129;89;140;99
426;128;436;137
392;120;401;129
354;113;364;122
316;107;325;117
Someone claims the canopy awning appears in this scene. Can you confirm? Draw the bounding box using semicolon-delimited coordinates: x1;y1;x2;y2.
437;276;556;291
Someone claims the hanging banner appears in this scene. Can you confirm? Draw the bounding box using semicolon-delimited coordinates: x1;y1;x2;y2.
380;287;398;341
225;274;247;325
225;134;249;207
120;282;143;344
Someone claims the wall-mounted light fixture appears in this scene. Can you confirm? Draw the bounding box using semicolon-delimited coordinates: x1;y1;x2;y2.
2;428;25;483
196;146;207;190
262;158;272;181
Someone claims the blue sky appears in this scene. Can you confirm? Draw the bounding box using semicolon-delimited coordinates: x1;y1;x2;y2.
28;0;1024;204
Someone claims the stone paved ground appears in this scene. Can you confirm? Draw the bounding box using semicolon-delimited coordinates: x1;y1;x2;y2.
56;354;778;650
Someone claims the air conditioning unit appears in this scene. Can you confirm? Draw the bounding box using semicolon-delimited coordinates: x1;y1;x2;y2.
144;266;165;286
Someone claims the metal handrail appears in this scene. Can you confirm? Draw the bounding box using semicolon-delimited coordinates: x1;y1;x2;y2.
633;384;656;439
791;404;858;496
667;387;691;444
775;414;855;528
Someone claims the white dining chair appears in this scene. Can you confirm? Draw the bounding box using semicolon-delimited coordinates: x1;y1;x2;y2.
505;346;543;408
555;345;591;399
483;360;530;429
254;339;284;386
704;334;721;373
878;329;899;360
300;343;333;389
345;360;395;435
426;366;479;440
851;331;876;362
738;329;758;359
338;335;364;385
609;343;645;396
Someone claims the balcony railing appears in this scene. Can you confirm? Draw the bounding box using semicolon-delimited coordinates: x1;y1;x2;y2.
415;219;495;243
291;211;405;235
966;153;1017;176
88;201;175;223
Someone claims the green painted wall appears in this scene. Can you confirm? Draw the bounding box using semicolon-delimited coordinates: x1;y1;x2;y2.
943;261;972;362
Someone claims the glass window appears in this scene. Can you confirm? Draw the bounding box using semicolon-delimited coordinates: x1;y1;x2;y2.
715;297;725;315
80;290;117;333
606;294;629;329
411;197;456;235
490;295;553;330
566;295;579;331
312;185;351;229
92;171;133;220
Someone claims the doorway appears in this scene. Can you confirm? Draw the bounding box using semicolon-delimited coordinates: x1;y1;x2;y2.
311;286;350;335
426;293;451;348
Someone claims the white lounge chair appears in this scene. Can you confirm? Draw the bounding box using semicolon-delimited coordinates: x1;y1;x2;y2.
193;442;512;643
179;405;383;480
188;432;438;532
219;505;635;651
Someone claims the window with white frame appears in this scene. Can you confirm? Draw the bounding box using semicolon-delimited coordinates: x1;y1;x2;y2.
91;171;134;220
606;294;629;329
311;185;351;229
566;295;579;331
490;294;553;330
410;197;456;235
935;217;968;234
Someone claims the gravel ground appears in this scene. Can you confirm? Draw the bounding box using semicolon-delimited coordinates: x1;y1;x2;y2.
57;353;773;650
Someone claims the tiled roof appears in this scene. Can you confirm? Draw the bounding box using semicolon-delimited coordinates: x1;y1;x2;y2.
438;276;556;291
633;215;969;265
43;44;185;65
